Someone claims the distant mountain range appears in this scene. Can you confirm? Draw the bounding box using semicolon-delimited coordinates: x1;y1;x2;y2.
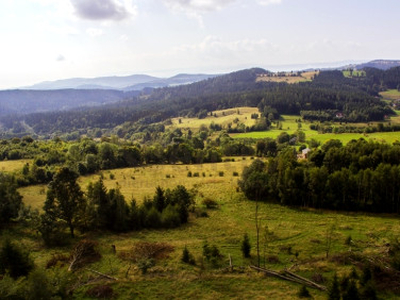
0;60;399;118
342;60;400;71
23;73;219;91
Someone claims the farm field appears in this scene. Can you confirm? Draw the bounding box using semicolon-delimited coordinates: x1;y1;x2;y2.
0;159;32;173
380;89;400;100
256;71;318;84
168;107;259;130
232;115;400;145
20;159;254;210
14;160;400;299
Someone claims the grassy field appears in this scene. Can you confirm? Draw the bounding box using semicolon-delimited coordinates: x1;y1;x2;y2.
232;115;400;145
168;107;259;130
0;159;31;173
256;71;318;84
380;89;400;100
342;70;366;78
14;159;400;299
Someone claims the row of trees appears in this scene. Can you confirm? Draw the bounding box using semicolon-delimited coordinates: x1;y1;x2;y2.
240;138;400;213
39;167;194;245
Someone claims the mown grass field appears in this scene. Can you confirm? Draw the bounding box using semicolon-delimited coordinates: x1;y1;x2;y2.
0;159;31;173
15;159;400;299
256;71;318;84
232;115;400;145
380;89;400;100
168;107;259;130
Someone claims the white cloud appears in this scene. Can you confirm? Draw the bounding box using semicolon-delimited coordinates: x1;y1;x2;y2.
56;54;66;62
70;0;136;21
257;0;282;6
86;28;104;37
162;0;236;12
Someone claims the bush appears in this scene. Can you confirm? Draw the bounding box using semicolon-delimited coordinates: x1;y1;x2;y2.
233;171;239;177
181;246;196;265
161;205;181;228
297;285;311;298
241;233;251;258
86;285;114;299
202;198;218;209
187;171;192;177
218;171;224;177
0;239;34;279
25;269;53;300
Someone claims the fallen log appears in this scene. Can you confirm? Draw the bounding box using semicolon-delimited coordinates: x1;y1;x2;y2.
249;265;327;291
84;268;119;281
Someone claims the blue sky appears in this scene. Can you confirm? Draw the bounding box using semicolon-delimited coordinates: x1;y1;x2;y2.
1;0;399;89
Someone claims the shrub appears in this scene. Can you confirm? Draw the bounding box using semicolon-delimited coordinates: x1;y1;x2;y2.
195;208;209;218
202;198;218;209
181;246;195;265
241;233;251;258
218;171;224;177
161;205;181;228
297;285;311;298
193;172;200;177
233;171;239;177
0;239;34;279
25;269;53;300
187;171;192;177
86;285;114;299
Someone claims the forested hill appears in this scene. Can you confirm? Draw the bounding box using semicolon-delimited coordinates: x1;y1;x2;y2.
0;89;138;116
0;67;399;138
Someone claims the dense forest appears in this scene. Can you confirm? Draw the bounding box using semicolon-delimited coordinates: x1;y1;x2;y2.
0;67;399;138
240;138;400;213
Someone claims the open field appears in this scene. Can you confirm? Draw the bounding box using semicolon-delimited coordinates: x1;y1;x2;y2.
168;107;259;130
20;159;254;210
256;71;318;84
232;115;400;145
342;70;366;78
380;89;400;100
0;159;31;173
13;160;400;299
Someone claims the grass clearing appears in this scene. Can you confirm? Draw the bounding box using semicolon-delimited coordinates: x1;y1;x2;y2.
232;114;400;145
256;71;318;84
380;89;400;100
0;159;31;173
168;107;259;130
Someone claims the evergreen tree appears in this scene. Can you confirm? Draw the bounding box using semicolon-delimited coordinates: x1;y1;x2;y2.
328;273;341;300
241;233;251;258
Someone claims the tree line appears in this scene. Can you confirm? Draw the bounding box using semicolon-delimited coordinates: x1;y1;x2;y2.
240;138;400;213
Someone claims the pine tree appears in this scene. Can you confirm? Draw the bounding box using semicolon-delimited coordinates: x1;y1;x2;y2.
328;273;341;300
241;233;251;258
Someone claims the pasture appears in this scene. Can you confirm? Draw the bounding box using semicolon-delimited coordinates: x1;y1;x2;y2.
168;107;259;130
380;89;400;100
256;71;318;84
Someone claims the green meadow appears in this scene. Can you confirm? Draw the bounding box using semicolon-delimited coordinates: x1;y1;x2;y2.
232;115;400;145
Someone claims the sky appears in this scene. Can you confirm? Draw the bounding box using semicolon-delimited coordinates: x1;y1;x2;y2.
1;0;399;89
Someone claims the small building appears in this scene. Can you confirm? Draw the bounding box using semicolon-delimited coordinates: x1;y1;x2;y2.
298;147;311;160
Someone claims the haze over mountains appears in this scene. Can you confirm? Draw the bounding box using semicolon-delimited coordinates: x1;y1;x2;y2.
23;74;219;91
0;59;398;118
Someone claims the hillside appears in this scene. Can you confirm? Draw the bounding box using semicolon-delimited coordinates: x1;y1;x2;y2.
354;59;400;70
0;67;399;138
24;73;218;91
0;89;137;116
